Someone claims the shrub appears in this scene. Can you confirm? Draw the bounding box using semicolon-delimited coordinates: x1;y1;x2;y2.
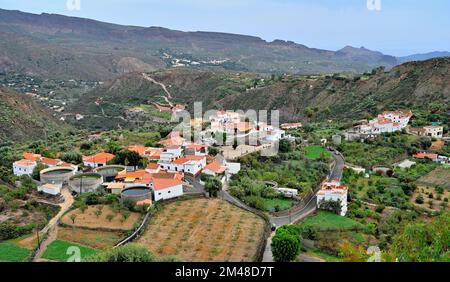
271;228;301;262
85;244;155;262
415;195;424;204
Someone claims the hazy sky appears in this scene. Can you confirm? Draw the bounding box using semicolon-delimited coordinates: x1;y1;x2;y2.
1;0;449;56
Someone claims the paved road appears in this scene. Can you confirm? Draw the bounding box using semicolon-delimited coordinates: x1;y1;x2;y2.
329;150;345;181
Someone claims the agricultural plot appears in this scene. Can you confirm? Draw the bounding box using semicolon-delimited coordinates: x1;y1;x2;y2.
42;240;97;262
0;241;31;262
411;186;449;212
137;198;266;262
57;227;123;250
304;146;331;160
61;205;141;231
417;167;450;188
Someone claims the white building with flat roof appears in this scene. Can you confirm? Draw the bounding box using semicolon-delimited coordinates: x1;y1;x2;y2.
317;180;348;216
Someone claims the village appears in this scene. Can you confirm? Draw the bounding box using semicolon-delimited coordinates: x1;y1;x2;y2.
3;106;449;263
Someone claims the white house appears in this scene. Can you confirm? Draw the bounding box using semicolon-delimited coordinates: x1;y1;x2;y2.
423;126;444;139
317;181;348;216
202;161;227;177
13;160;37;176
38;183;62;196
276;187;298;198
159;155;206;176
82;153;115;168
152;178;184;202
358;110;413;135
184;143;209;156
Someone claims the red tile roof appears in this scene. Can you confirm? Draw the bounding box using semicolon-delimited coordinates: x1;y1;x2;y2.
204;161;226;174
83;153;115;164
152;178;183;191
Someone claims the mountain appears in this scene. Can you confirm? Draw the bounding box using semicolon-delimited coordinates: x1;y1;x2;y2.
0;87;67;142
67;57;450;130
398;51;450;64
0;8;399;80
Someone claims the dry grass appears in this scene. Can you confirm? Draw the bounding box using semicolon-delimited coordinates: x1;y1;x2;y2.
411;186;449;212
56;226;123;250
137;198;266;262
61;205;140;231
417;167;450;188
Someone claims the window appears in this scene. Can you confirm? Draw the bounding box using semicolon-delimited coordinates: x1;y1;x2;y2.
168;191;171;194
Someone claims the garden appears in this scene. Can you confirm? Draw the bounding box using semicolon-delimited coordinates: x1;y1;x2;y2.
137;198;267;262
228;151;328;212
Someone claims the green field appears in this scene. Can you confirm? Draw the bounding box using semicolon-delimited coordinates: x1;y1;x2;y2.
262;197;295;212
0;242;31;262
305;146;330;160
298;211;361;231
42;240;97;262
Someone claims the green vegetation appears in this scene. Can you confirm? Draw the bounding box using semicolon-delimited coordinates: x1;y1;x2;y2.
85;244;155;262
387;212;449;262
336;134;416;168
271;225;301;262
0;241;31;262
298;211;362;232
42;240;97;262
229;151;328;212
304;146;331;160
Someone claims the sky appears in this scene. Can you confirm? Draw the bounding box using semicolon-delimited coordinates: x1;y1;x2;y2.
0;0;449;56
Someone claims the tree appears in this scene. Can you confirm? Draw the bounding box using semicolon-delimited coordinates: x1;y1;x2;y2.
415;195;424;204
271;228;301;262
339;240;369;262
112;150;142;168
318;199;342;215
32;162;48;181
208;146;220;156
204;177;223;197
279;139;293;153
85;244;155;262
419;137;432;150
106;214;115;222
61;152;82;164
388;212;449;262
70;214;77;224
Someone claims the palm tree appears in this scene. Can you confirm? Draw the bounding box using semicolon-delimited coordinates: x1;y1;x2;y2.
204;177;223;198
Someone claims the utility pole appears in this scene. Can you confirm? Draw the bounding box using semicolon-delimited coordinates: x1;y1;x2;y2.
36;229;41;250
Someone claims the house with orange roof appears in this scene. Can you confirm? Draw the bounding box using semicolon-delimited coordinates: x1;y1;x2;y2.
317;180;348;216
23;152;42;161
82;153;115;168
413;152;439;161
158;136;186;147
159;155;206;176
128;145;148;157
202;161;227;177
281;123;303;130
13;159;37;176
184;143;209;156
357;110;413;135
41;157;61;168
145;163;161;174
152;177;183;202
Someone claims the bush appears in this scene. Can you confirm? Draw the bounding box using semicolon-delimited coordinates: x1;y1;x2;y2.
271;228;301;262
415;195;424;204
85;244;155;262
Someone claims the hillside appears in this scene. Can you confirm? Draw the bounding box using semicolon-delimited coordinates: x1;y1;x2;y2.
0;8;399;80
0;88;67;142
67;57;450;130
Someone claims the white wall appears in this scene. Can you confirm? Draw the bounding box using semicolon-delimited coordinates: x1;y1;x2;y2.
13;164;35;176
154;184;183;202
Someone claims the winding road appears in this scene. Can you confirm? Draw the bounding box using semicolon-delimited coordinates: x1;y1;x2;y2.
185;149;345;262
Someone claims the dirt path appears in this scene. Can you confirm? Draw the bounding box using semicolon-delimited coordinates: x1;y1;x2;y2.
32;188;74;262
142;73;174;107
